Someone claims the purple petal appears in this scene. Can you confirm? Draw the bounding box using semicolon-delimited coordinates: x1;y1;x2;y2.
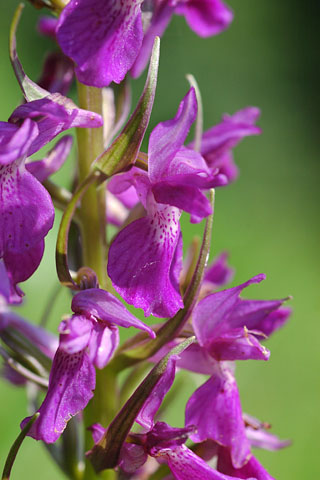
26;135;73;182
246;427;291;451
119;443;148;474
0;261;11;304
0;119;38;165
193;274;265;346
0;159;54;254
72;288;155;337
88;423;106;444
152;182;212;219
176;342;218;375
37;16;58;39
108;206;183;318
218;447;274;480
38;52;74;96
176;0;233;37
148;88;197;184
3;241;44;302
199;107;261;170
227;299;291;337
136;356;177;430
147;422;195;450
56;0;143;87
88;322;119;369
131;2;175;78
185;364;251;468
204;252;234;288
9;94;103;155
157;444;241;480
206;328;270;361
22;348;95;443
58;315;92;354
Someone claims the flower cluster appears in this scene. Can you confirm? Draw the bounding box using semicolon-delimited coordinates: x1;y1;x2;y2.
0;1;291;480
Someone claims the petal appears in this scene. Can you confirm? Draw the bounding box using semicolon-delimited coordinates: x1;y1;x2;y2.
246;427;291;451
119;443;148;474
136;355;177;430
37;16;58;39
131;2;174;78
0;119;38;165
72;288;155;337
185;364;251;468
0;160;54;255
152;182;212;219
218;447;274;480
56;0;143;87
203;252;234;289
206;328;270;361
9;94;103;155
26;135;73;182
107;206;183;318
22;348;95;443
156;444;240;480
58;315;92;354
37;52;74;97
88;423;106;444
3;241;45;302
227;299;291;337
88;322;119;369
176;0;233;37
199;107;261;169
193;274;265;346
0;260;12;303
148;88;197;183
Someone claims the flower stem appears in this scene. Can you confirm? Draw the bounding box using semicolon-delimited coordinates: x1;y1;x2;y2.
76;82;108;290
76;83;115;480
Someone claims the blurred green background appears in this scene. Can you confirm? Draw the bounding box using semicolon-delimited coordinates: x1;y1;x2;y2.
0;1;319;478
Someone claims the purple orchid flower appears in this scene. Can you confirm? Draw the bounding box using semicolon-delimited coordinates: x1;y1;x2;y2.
22;288;155;443
132;0;233;77
194;107;262;184
0;119;54;301
178;274;290;467
108;88;225;318
192;273;291;362
56;0;144;88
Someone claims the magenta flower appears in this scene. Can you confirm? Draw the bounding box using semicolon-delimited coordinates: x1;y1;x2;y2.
190;107;261;184
22;288;155;443
56;0;144;87
0;119;54;300
108;88;224;318
180;274;290;467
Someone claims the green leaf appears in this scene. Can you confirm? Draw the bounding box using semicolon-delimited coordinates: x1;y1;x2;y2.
10;4;48;102
2;413;40;480
93;37;160;177
88;336;195;473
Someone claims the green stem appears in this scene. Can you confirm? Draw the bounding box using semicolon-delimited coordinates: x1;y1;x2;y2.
76;82;108;290
76;83;115;480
